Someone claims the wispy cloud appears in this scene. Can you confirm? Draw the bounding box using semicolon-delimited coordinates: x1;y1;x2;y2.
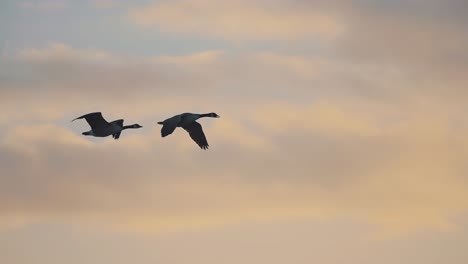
127;0;344;41
1;43;468;235
2;1;468;255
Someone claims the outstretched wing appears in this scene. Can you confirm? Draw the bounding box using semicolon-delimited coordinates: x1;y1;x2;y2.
72;112;109;129
110;119;124;128
182;121;209;149
160;115;181;137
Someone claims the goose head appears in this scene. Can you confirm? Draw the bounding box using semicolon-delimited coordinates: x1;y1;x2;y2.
207;112;220;118
129;124;143;128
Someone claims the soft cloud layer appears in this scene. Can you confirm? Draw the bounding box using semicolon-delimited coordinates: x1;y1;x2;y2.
1;43;467;235
1;1;468;263
1;43;327;124
127;0;468;105
128;0;344;41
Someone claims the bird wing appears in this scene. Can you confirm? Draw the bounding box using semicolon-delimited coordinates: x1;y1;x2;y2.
72;112;109;129
110;119;124;140
110;119;124;128
182;121;209;149
160;115;181;137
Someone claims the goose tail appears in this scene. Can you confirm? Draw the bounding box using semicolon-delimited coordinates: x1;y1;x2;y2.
157;121;164;125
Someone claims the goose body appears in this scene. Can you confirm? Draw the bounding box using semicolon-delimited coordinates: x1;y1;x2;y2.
157;112;219;149
72;112;142;139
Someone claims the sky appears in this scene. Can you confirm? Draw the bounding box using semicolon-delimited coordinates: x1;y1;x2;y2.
1;0;468;263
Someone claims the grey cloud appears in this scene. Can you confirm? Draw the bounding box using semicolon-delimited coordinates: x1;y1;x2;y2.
1;0;468;233
1;46;317;103
1;98;467;233
259;0;468;102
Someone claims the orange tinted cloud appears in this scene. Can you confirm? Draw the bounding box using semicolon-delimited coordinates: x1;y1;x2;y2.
128;0;344;41
1;98;467;235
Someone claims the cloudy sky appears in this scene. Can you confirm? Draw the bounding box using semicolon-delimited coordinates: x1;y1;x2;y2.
1;0;468;263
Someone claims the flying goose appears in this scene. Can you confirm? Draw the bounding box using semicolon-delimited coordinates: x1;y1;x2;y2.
157;112;219;149
72;112;142;139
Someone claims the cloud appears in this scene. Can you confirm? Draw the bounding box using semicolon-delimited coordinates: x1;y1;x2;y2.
1;97;467;235
0;43;325;124
5;41;466;112
1;38;468;235
127;0;344;41
3;1;468;263
18;43;117;63
127;0;468;105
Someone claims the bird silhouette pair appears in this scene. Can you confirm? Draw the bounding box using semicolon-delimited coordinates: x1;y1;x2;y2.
72;112;220;150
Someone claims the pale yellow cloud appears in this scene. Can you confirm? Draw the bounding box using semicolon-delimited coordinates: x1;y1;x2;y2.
1;97;467;237
155;50;223;65
128;0;344;41
4;1;468;263
19;43;118;64
1;44;324;116
2;42;468;237
250;101;380;137
246;100;468;235
250;52;322;81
